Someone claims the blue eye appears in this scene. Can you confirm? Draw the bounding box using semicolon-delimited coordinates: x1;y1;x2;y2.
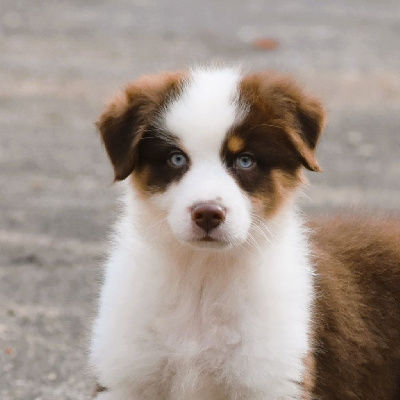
236;154;255;169
169;152;187;167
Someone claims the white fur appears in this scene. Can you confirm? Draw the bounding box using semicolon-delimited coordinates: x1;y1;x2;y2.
90;68;314;399
158;67;251;247
163;67;244;155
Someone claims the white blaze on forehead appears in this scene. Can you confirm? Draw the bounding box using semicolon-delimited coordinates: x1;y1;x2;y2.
163;67;243;157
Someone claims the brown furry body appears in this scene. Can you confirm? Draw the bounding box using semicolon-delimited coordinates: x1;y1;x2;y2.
310;216;400;399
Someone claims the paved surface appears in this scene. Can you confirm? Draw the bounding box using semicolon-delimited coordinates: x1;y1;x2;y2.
0;1;399;399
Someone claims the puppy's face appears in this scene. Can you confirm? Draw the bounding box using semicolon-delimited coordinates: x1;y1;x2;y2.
97;68;325;249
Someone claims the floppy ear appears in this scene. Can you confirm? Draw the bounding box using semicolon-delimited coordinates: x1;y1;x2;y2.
96;72;186;181
96;90;145;181
241;72;326;172
284;92;326;172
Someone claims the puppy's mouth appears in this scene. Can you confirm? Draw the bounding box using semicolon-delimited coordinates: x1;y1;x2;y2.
199;235;217;242
188;234;230;249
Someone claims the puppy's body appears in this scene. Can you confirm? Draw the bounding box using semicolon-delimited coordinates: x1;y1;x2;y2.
90;68;400;399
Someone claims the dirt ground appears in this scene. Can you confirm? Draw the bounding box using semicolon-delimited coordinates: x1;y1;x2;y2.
0;1;399;399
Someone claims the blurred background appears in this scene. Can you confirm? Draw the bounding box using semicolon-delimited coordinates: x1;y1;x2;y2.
0;1;399;399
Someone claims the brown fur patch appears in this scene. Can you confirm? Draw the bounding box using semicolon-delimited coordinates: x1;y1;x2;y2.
131;132;190;195
97;71;188;181
249;168;302;217
131;164;153;196
221;71;325;217
227;135;245;153
237;71;325;172
309;216;400;400
302;353;316;400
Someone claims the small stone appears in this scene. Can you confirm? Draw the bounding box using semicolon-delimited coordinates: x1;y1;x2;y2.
4;347;13;355
252;37;280;51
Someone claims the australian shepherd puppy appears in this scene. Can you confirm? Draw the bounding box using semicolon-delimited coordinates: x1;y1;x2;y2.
90;67;400;399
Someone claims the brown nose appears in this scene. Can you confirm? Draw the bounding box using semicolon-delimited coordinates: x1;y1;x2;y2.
192;203;225;233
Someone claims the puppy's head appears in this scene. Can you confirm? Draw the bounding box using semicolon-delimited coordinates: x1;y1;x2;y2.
97;68;325;249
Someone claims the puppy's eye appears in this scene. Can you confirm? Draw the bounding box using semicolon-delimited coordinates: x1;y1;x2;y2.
169;152;188;168
236;154;255;169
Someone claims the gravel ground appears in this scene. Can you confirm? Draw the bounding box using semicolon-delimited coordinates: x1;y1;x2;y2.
0;1;399;399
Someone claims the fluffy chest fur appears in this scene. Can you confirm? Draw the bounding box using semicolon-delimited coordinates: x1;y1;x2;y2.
91;203;313;399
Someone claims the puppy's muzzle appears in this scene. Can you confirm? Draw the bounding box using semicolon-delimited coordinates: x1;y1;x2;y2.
192;203;225;233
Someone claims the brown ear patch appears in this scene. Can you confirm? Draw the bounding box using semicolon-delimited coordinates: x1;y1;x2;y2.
97;71;188;181
238;71;326;172
221;71;325;218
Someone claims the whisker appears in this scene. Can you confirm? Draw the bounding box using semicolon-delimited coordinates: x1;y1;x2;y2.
246;232;263;255
251;225;272;244
145;213;168;241
249;212;276;244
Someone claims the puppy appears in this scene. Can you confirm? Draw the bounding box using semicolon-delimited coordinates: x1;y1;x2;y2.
90;67;400;399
